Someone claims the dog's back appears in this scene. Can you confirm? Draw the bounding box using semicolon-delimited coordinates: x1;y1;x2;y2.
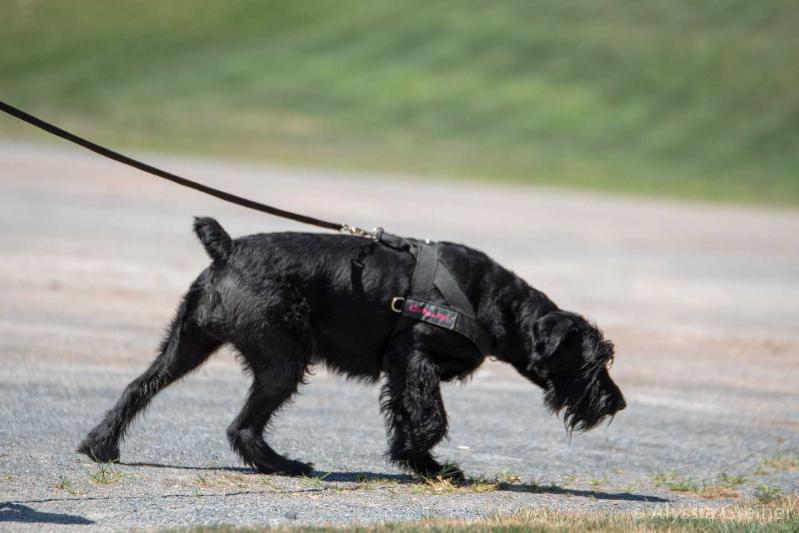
194;219;417;378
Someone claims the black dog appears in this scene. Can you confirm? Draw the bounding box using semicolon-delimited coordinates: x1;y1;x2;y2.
79;218;625;479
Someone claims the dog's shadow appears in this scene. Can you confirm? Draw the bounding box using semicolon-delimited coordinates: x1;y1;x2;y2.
122;461;252;473
120;463;667;503
313;471;669;503
0;503;94;525
485;481;669;503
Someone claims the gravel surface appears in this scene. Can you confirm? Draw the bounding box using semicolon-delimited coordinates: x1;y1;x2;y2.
0;141;797;531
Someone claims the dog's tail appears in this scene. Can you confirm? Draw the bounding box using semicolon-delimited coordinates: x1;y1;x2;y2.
193;217;232;264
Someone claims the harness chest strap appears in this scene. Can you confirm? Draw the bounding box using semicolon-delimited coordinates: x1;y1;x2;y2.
388;239;492;355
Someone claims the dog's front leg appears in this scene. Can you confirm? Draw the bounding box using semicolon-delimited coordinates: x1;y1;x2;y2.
381;344;464;481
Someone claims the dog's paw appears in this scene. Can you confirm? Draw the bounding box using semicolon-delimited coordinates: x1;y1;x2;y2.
437;463;466;483
278;459;314;477
77;436;120;463
401;454;465;483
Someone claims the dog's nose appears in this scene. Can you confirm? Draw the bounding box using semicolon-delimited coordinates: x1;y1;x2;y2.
616;397;627;412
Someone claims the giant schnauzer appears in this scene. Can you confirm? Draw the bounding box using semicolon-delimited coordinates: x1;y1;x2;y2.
79;218;626;480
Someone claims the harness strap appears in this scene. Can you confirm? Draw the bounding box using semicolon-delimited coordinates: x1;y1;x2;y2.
410;242;439;299
392;241;492;355
434;262;473;316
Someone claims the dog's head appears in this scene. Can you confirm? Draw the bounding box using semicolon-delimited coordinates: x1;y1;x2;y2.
516;310;626;432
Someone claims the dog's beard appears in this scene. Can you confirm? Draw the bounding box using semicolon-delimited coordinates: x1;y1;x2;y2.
544;368;622;434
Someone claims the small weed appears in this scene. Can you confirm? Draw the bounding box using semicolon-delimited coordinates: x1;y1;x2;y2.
88;462;124;485
760;455;799;473
54;475;80;495
413;475;459;495
652;471;699;493
698;484;741;500
465;477;498;493
754;484;785;503
688;471;748;499
260;476;279;490
753;464;770;476
719;472;747;488
589;478;605;491
355;476;400;491
301;472;330;490
412;471;506;495
222;473;249;489
560;473;577;486
193;472;268;490
494;470;522;485
653;470;746;499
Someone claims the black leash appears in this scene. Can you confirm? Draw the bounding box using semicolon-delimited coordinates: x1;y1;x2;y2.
1;100;491;353
0;100;381;239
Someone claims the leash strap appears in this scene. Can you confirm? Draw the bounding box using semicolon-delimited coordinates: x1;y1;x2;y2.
0;100;349;232
1;102;490;350
392;241;492;354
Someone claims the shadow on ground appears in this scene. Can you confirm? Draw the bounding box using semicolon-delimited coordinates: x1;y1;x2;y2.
122;461;252;473
121;462;669;503
0;502;94;525
316;471;670;503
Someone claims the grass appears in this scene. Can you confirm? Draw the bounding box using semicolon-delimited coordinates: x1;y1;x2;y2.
652;471;700;493
760;456;799;473
755;484;786;504
589;478;606;491
353;474;401;492
1;1;798;205
176;497;799;532
55;475;82;496
652;470;753;500
493;470;522;486
410;469;533;495
719;472;747;487
54;475;72;490
411;476;484;495
87;461;125;485
193;472;253;490
300;473;331;490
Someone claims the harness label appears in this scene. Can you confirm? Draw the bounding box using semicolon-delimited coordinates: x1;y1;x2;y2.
403;298;458;329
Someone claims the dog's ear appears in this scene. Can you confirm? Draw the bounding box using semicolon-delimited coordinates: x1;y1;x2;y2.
529;312;584;374
532;312;575;356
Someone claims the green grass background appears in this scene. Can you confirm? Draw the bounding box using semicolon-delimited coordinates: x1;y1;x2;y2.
1;0;797;205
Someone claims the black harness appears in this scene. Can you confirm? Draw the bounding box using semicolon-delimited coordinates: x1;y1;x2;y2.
383;236;492;355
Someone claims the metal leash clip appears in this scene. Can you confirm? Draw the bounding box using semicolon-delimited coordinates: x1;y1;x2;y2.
340;224;383;241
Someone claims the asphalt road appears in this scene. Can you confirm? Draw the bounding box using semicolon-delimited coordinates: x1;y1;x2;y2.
1;140;797;531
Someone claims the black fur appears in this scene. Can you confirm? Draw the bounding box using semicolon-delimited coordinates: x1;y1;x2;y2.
79;218;625;479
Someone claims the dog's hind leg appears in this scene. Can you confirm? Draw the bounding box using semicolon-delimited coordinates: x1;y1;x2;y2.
78;278;222;463
381;344;464;481
226;342;311;476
